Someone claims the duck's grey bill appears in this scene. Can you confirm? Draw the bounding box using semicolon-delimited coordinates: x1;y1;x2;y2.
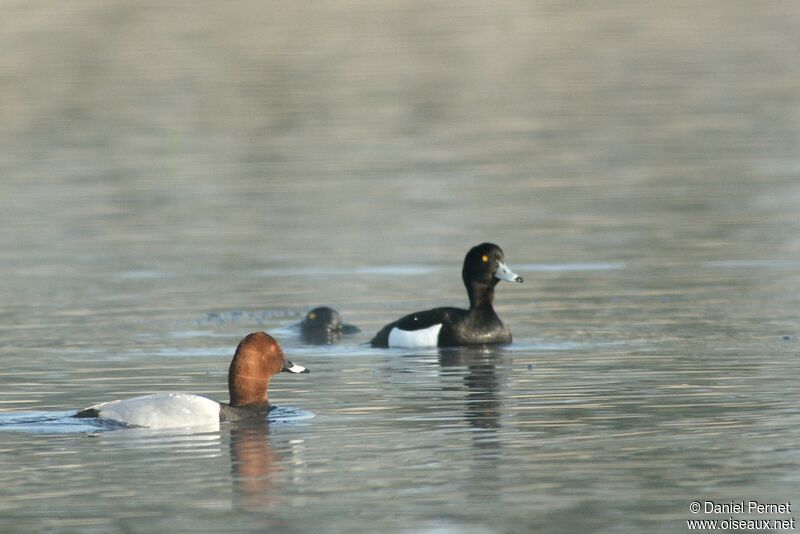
283;361;309;373
495;261;523;283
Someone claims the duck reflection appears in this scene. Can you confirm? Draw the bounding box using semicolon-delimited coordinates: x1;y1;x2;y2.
439;345;506;498
439;345;505;446
229;419;283;511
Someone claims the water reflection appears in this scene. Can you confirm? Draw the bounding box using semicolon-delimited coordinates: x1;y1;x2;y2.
229;420;284;523
440;346;506;502
439;346;505;447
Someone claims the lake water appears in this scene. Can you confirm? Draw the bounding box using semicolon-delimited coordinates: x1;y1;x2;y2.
1;1;799;532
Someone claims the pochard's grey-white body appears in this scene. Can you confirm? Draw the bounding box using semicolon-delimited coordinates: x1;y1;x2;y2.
370;243;523;348
84;393;222;429
74;332;308;429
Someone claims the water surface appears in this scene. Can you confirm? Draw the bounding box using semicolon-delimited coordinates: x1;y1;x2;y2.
1;1;800;532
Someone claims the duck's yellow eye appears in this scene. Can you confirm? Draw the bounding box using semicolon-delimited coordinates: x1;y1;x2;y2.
481;254;489;263
308;312;316;320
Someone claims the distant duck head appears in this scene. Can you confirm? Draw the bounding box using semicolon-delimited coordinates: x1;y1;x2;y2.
300;306;361;345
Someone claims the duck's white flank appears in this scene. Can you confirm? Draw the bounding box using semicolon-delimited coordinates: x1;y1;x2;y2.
285;362;306;373
93;393;221;429
388;323;443;348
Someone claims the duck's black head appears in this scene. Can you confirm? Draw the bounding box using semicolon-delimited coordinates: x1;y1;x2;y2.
462;243;523;306
300;306;341;344
299;306;360;344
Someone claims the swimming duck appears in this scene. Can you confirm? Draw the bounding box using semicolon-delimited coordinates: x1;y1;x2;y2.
298;306;360;345
74;332;308;428
370;243;523;348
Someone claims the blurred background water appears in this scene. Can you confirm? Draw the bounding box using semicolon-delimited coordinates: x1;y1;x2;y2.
1;1;799;532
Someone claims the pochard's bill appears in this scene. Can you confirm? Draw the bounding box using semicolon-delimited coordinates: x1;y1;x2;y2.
74;332;309;429
370;243;523;348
